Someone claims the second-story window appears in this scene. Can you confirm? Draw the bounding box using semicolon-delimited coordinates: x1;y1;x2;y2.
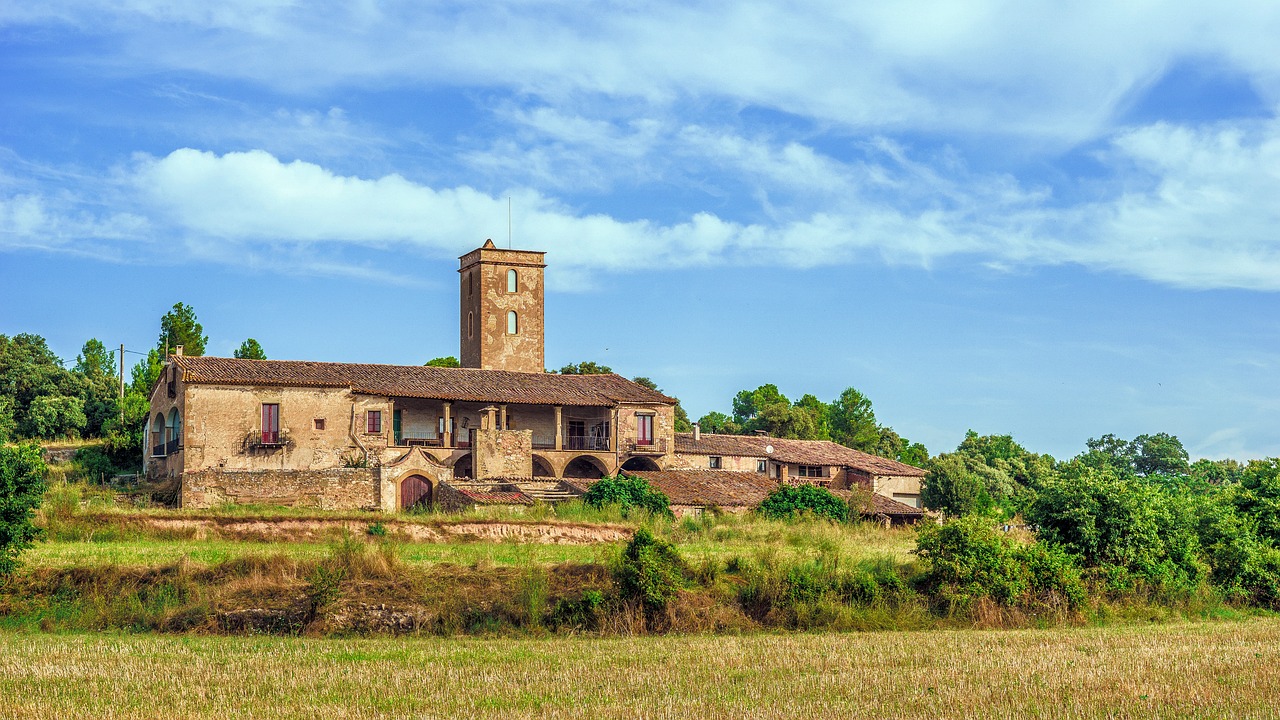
262;403;280;444
636;414;654;445
507;268;518;293
367;410;382;434
507;311;518;335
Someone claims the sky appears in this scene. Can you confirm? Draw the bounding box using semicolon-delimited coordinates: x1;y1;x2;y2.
2;1;1280;461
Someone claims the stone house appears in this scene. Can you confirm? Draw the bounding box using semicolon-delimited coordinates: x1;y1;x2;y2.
144;239;924;514
670;427;926;508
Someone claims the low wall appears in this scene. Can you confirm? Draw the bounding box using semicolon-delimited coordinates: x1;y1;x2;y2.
181;468;381;510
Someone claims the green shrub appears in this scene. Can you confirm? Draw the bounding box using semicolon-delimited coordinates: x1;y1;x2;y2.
73;445;117;484
0;443;48;576
756;484;849;522
914;516;1085;613
615;528;687;614
582;475;672;518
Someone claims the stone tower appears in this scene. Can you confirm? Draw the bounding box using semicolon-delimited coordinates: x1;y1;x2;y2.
459;239;546;374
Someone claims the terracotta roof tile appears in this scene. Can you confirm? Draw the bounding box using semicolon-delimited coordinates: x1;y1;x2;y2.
854;492;926;518
675;433;926;477
452;488;535;505
630;469;779;508
172;356;674;407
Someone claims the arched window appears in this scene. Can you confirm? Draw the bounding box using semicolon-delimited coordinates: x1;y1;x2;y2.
507;269;517;293
468;311;474;339
167;408;182;448
507;311;518;335
151;413;165;456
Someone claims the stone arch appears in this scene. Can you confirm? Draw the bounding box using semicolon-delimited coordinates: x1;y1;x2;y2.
453;452;474;480
531;454;555;479
620;456;660;473
400;474;433;510
564;455;607;480
166;407;181;446
151;413;165;454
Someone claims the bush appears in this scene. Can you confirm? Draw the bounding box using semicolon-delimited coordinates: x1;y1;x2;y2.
615;528;687;614
73;445;118;484
914;516;1085;613
756;484;848;522
582;475;672;518
0;443;48;577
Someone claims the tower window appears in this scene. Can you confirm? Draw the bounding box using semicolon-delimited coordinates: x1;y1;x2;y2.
507;269;518;293
468;311;474;338
467;271;473;296
507;311;518;335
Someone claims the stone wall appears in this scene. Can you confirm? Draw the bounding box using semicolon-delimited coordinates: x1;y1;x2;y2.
180;468;380;510
473;428;533;479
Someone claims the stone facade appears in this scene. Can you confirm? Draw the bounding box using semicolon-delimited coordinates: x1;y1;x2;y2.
459;240;546;374
180;467;381;510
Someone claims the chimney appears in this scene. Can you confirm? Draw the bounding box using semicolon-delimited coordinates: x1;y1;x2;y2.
174;345;184;357
693;422;701;442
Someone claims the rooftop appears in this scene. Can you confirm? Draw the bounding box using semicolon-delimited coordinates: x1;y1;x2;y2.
170;356;675;407
675;432;926;477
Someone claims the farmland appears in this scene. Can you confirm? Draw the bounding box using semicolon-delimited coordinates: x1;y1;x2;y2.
3;620;1279;719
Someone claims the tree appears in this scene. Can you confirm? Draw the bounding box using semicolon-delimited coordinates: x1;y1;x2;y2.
0;443;47;577
1131;433;1190;477
425;356;460;368
233;338;267;360
921;454;990;516
74;339;115;378
696;411;740;435
157;302;206;356
19;394;86;440
793;394;831;440
74;338;119;437
559;361;612;375
0;333;88;441
130;348;165;394
829;387;880;452
731;384;787;425
581;475;672;518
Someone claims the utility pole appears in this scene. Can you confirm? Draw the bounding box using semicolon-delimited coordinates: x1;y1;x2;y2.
119;343;126;424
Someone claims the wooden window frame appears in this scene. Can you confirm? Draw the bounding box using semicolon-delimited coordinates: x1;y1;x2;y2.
367;410;382;434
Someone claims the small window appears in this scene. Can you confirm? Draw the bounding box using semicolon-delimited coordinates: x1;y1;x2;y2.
507;311;518;335
637;415;654;445
314;418;326;431
367;410;382;434
757;459;767;473
507;269;517;293
797;465;824;478
468;311;474;339
261;403;280;444
468;271;473;296
709;456;722;469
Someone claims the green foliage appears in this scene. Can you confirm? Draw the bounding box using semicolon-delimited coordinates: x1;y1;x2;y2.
1082;432;1189;478
130;348;165;394
696;411;740;435
756;484;849;523
581;475;672;518
73;445;118;484
0;443;48;576
558;361;612;375
366;522;388;537
157;302;206;356
0;397;13;444
921;454;991;516
914;516;1085;612
1028;462;1205;594
731;384;787;424
424;356;460;367
1235;459;1280;545
20;394;86;440
615;528;687;613
829;386;879;451
233;339;267;360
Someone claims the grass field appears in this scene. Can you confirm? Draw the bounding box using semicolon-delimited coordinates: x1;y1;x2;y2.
2;620;1278;719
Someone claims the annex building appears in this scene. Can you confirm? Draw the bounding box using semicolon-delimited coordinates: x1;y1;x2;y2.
145;240;924;518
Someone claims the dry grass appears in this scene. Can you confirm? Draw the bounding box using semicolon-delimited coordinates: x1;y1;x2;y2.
1;620;1278;718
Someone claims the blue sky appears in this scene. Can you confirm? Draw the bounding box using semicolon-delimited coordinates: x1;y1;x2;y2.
3;2;1280;460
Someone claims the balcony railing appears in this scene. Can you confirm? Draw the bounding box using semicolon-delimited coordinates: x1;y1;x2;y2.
566;435;610;451
260;431;283;446
395;431;442;447
152;443;166;458
625;438;667;455
165;438;180;455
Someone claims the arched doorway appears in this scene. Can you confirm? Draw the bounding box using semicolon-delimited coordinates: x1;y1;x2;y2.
564;455;607;480
401;475;433;510
453;453;473;480
531;455;555;479
620;456;660;473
